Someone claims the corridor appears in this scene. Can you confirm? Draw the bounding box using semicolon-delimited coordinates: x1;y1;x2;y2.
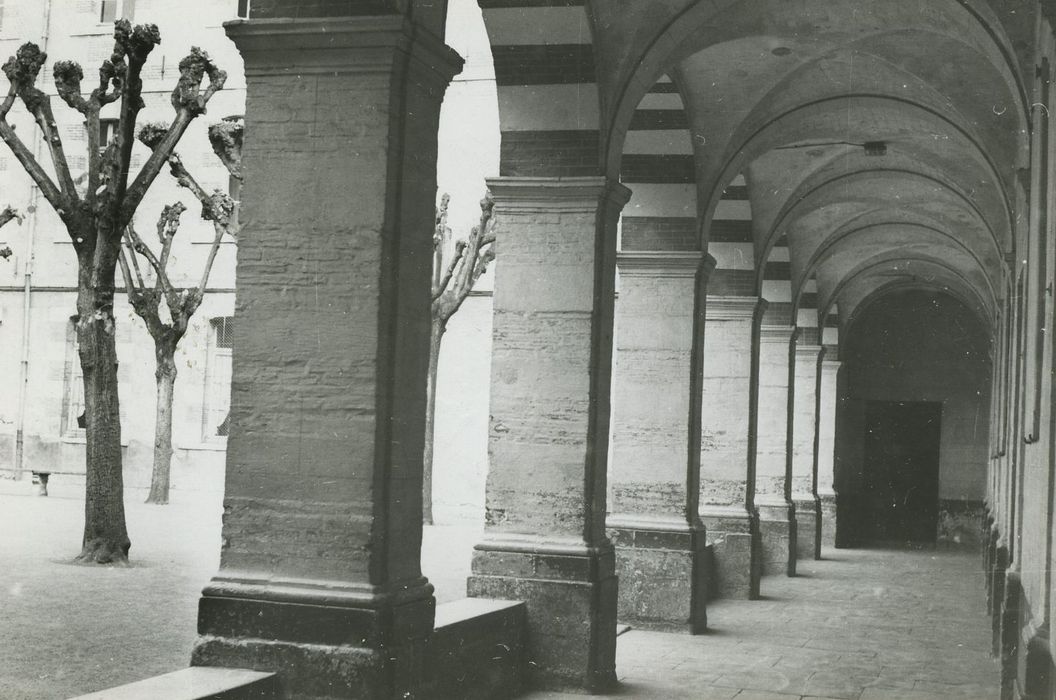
525;548;998;700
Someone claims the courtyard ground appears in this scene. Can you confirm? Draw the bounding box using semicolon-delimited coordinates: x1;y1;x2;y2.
0;478;997;699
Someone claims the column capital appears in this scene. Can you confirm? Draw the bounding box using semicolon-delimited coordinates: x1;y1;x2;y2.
821;356;843;373
226;16;463;85
708;295;765;320
486;176;631;214
617;251;715;278
795;341;823;359
759;323;797;343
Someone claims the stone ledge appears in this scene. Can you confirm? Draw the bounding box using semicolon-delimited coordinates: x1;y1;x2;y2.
70;667;278;700
427;598;527;699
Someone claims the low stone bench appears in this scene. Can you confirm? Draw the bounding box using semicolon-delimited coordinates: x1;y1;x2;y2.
70;667;278;700
427;597;527;698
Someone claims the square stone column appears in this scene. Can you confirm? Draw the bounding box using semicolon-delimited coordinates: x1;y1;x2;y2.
609;252;716;634
755;322;798;577
790;336;823;560
467;176;630;693
816;350;842;552
699;296;766;599
191;18;462;700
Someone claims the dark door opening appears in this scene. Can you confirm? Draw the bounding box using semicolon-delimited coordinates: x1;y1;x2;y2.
860;400;942;545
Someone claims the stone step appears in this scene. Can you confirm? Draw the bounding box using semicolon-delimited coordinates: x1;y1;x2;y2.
428;597;527;700
70;667;278;700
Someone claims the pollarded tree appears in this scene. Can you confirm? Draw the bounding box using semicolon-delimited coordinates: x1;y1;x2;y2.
0;22;226;563
118;116;242;505
423;193;495;524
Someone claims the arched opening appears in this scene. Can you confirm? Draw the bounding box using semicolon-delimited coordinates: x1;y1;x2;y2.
834;289;992;547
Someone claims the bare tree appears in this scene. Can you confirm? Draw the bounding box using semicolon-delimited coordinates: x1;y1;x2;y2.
0;22;226;563
423;193;495;524
118;117;242;505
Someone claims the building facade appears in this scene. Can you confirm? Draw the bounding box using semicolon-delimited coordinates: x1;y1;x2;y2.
0;0;246;490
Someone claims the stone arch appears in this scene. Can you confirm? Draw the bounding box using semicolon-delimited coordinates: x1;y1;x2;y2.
597;0;1029;186
821;256;996;332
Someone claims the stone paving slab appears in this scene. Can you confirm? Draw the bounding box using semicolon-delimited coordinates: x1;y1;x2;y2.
0;478;998;700
0;479;479;699
523;548;999;699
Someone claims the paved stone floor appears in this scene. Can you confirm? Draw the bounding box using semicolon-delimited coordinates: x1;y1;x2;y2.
0;479;997;699
526;548;999;699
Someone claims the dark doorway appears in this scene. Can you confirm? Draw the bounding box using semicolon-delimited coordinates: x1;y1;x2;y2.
861;400;942;545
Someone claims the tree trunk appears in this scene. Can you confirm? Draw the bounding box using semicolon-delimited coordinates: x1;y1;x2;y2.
146;345;177;505
75;261;131;564
422;317;445;525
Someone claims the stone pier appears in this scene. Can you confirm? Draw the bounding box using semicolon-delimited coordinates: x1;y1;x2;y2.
192;16;462;699
791;335;823;560
467;177;630;692
816;351;841;551
699;293;765;599
754;319;797;577
609;252;715;633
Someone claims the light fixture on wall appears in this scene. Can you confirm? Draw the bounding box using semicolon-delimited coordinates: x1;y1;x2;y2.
864;141;887;156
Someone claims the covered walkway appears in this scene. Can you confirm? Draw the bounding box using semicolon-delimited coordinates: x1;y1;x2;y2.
528;549;998;699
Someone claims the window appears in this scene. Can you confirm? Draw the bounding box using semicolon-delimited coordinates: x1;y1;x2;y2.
62;317;86;438
99;118;118;148
100;0;134;23
203;317;234;440
237;0;249;18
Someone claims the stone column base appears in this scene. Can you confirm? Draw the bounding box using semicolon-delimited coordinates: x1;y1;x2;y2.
1022;620;1054;699
467;537;618;693
819;491;838;552
992;543;1009;657
1000;569;1021;699
792;495;821;560
192;580;435;699
757;498;796;577
700;506;761;599
608;516;708;634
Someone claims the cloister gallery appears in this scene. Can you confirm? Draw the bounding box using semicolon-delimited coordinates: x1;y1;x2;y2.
118;0;1056;698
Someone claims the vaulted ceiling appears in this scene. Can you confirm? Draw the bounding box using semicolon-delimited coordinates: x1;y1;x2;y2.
606;0;1031;329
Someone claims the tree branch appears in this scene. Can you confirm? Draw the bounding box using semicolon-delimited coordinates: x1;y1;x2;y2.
122;47;226;225
155;202;185;278
433;239;466;301
196;221;226;297
117;243;135;291
121;233;145;288
0;45;69;215
92;21;160;228
0;121;66;215
125;221;170;297
0;205;18;261
433;192;495;323
208;116;242;181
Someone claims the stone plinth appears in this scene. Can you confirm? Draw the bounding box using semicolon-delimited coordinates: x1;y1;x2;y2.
192;18;462;699
699;296;765;599
700;504;761;599
791;341;823;560
608;515;708;633
755;324;797;577
468;177;629;693
609;251;714;633
818;490;839;551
